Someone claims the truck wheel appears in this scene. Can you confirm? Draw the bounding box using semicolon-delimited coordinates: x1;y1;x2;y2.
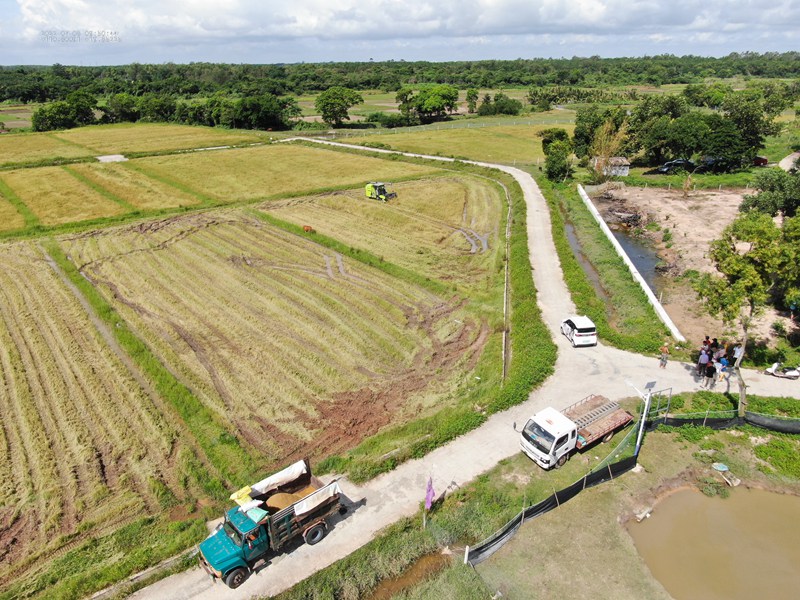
555;454;568;469
304;523;326;545
602;431;614;443
224;568;249;589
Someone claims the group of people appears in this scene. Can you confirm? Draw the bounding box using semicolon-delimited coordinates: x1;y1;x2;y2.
657;335;743;389
696;336;742;389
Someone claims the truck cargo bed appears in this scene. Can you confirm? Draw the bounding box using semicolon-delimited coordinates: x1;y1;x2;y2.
564;394;633;449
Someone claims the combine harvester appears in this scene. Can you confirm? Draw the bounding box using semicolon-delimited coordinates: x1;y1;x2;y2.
365;182;396;201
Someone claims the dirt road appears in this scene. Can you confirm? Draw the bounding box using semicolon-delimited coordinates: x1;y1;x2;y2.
131;142;800;600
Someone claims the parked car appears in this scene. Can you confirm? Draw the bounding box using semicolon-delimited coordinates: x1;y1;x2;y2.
655;159;695;174
560;316;597;347
694;156;735;173
753;156;769;167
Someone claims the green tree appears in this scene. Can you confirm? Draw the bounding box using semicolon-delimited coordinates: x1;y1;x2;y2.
492;93;523;115
572;105;625;159
137;93;176;121
722;90;783;161
477;93;494;116
544;139;572;181
315;86;363;126
65;90;97;125
31;101;75;131
664;112;710;159
740;169;800;217
235;94;300;130
696;212;783;415
537;128;570;155
102;93;140;123
412;84;459;122
779;216;800;312
206;92;236;127
466;88;479;113
699;113;747;170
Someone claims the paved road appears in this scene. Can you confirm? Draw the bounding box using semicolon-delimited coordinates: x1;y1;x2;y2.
132;143;800;600
779;151;799;172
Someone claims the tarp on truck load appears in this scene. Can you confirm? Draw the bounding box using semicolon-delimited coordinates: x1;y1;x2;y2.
231;460;310;506
252;460;308;494
294;481;341;516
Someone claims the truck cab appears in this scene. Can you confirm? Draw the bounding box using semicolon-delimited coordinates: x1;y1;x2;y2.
199;508;268;588
520;407;577;469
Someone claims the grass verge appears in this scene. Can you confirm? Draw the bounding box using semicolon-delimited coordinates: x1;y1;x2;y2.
535;173;667;353
0;517;206;600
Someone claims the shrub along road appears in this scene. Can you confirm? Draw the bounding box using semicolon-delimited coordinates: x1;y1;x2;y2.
132;142;800;600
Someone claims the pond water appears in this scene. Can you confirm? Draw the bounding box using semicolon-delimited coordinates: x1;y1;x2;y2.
627;487;800;600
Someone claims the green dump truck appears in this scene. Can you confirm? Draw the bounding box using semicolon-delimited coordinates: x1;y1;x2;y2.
198;459;342;589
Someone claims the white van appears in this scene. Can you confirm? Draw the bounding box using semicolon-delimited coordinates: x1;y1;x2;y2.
560;315;597;347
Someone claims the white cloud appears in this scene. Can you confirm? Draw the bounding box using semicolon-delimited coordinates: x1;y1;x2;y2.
2;0;799;64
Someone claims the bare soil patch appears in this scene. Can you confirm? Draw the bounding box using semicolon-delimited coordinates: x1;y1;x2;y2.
594;185;790;346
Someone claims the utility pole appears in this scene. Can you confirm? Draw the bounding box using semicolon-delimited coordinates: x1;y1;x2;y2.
627;380;656;456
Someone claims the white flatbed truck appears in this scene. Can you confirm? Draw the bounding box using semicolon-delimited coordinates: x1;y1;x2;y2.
520;394;633;469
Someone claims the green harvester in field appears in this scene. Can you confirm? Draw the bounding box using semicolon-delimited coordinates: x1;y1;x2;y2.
365;182;396;202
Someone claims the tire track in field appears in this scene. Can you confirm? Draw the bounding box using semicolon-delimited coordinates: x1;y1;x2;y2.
40;245;218;498
374;199;490;254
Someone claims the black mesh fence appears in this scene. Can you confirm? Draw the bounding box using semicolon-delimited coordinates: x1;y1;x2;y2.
649;411;800;434
466;441;639;566
466;409;799;567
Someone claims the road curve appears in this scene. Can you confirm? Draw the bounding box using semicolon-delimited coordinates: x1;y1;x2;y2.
131;140;800;600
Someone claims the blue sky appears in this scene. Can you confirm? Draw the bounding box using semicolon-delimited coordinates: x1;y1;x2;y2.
1;0;798;65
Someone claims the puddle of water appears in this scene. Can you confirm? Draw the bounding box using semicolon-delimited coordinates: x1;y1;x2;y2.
627;487;800;600
367;552;451;600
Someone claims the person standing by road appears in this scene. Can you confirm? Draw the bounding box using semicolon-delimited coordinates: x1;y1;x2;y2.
659;342;670;369
733;344;744;365
702;361;717;389
718;356;730;382
697;349;709;376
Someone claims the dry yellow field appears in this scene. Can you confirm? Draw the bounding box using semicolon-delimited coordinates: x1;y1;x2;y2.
0;197;25;231
264;175;503;287
134;143;445;202
344;122;576;165
0;241;199;587
51;123;264;155
61;209;485;464
1;167;125;225
70;162;201;210
0;132;93;166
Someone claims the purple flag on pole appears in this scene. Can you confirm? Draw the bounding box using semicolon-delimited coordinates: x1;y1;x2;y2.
425;477;435;511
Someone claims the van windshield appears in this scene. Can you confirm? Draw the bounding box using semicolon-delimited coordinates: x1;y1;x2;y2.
522;419;554;454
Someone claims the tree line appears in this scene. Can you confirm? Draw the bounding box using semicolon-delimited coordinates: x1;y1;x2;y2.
538;80;799;181
3;52;800;103
31;90;302;131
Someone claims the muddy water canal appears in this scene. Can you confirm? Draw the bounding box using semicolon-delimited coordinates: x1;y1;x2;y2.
627;487;800;599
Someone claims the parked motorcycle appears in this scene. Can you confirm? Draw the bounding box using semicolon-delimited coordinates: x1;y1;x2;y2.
764;362;800;380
